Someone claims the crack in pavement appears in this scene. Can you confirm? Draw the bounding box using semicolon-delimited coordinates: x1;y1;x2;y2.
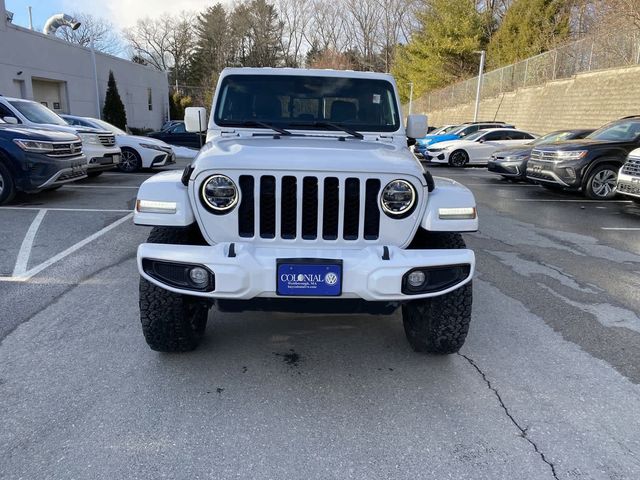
458;353;560;480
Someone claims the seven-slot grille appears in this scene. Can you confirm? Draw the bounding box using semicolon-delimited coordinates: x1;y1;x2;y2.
98;134;116;147
237;175;382;241
622;157;640;176
46;141;83;158
530;149;558;162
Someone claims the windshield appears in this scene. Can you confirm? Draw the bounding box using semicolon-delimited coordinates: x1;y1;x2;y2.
214;74;400;133
431;125;457;135
534;131;578;145
90;118;126;135
464;131;487;141
587;120;640;142
8;100;67;126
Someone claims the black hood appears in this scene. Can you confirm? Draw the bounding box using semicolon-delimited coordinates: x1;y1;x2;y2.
493;144;534;157
534;139;630;151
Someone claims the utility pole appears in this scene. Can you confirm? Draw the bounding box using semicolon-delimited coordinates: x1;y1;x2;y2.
473;50;486;122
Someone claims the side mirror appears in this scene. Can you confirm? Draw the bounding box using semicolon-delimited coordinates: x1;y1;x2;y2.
3;116;19;125
406;114;428;140
184;107;207;133
478;139;485;143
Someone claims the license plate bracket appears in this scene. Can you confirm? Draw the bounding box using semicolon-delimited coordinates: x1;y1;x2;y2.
276;259;342;296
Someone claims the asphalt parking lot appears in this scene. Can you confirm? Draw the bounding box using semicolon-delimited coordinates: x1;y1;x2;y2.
1;161;640;479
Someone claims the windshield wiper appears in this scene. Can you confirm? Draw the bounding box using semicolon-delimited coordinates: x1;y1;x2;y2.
289;121;363;140
239;120;292;136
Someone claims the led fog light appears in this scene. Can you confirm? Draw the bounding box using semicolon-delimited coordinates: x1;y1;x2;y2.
407;270;426;287
189;267;209;287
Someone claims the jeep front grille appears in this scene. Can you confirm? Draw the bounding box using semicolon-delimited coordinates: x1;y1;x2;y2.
622;157;640;176
237;175;381;241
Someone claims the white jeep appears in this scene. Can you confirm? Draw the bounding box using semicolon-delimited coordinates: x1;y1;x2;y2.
134;68;478;354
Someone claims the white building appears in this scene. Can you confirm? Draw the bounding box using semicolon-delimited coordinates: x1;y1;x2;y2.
0;0;168;130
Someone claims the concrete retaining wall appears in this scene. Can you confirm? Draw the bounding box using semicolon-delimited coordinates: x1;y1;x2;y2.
414;65;640;134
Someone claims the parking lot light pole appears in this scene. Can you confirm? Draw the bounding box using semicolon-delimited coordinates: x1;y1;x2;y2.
90;36;101;118
473;50;486;122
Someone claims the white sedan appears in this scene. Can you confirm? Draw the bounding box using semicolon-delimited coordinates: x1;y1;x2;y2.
424;128;537;167
61;115;176;173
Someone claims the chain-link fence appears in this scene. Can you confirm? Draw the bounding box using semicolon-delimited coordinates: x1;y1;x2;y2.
422;27;640;112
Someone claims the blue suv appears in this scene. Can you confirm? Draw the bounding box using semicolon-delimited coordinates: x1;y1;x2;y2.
0;123;87;204
414;121;514;158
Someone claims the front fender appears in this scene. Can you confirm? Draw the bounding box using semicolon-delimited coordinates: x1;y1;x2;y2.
421;176;478;232
134;170;195;227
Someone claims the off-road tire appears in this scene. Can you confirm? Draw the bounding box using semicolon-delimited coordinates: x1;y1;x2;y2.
118;147;142;173
584;163;619;200
87;171;103;178
139;225;210;352
0;160;16;205
402;283;473;354
449;150;469;168
402;232;472;354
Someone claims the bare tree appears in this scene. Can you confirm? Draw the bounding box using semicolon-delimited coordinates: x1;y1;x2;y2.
375;0;421;72
343;0;382;69
55;13;124;55
306;0;351;52
277;0;313;66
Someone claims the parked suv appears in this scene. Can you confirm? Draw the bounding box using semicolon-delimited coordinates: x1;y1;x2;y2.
527;117;640;199
133;68;478;355
414;121;514;156
617;148;640;203
0;123;86;204
488;129;594;181
0;96;121;177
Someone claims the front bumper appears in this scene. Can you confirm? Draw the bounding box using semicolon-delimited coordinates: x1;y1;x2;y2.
84;145;121;171
424;150;450;164
16;153;88;193
137;243;475;301
617;171;640;199
488;158;527;178
526;159;581;188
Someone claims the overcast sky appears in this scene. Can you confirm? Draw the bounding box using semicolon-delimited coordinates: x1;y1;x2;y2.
6;0;219;29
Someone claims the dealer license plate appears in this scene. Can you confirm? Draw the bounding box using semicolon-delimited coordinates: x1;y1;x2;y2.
276;260;342;296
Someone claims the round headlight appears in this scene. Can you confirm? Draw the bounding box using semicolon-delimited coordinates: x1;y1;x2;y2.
381;179;416;217
201;174;238;212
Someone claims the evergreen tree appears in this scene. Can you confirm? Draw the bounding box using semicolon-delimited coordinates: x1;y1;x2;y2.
391;0;487;103
487;0;571;68
102;71;127;129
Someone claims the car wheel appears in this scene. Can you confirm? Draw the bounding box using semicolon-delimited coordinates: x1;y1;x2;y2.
402;232;472;354
449;150;469;168
585;164;618;200
0;161;16;205
139;225;210;352
118;147;142;173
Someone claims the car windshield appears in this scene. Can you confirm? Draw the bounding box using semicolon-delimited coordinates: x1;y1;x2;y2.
431;125;457;135
8;100;67;126
587;120;640;141
533;131;576;145
464;131;487;141
214;74;400;133
90;118;126;135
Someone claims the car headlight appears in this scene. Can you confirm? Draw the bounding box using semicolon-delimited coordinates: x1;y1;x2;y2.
13;139;55;153
201;174;238;213
79;133;101;145
555;150;587;160
381;179;417;217
140;143;169;152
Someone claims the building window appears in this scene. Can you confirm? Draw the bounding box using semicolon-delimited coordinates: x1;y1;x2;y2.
148;88;153;111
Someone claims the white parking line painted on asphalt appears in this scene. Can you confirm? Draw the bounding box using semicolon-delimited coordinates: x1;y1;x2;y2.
602;227;640;231
0;207;132;213
514;199;632;203
12;209;47;277
0;213;134;283
463;183;539;186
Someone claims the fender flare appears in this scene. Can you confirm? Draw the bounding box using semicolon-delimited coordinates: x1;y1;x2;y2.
420;176;478;232
134;170;195;227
